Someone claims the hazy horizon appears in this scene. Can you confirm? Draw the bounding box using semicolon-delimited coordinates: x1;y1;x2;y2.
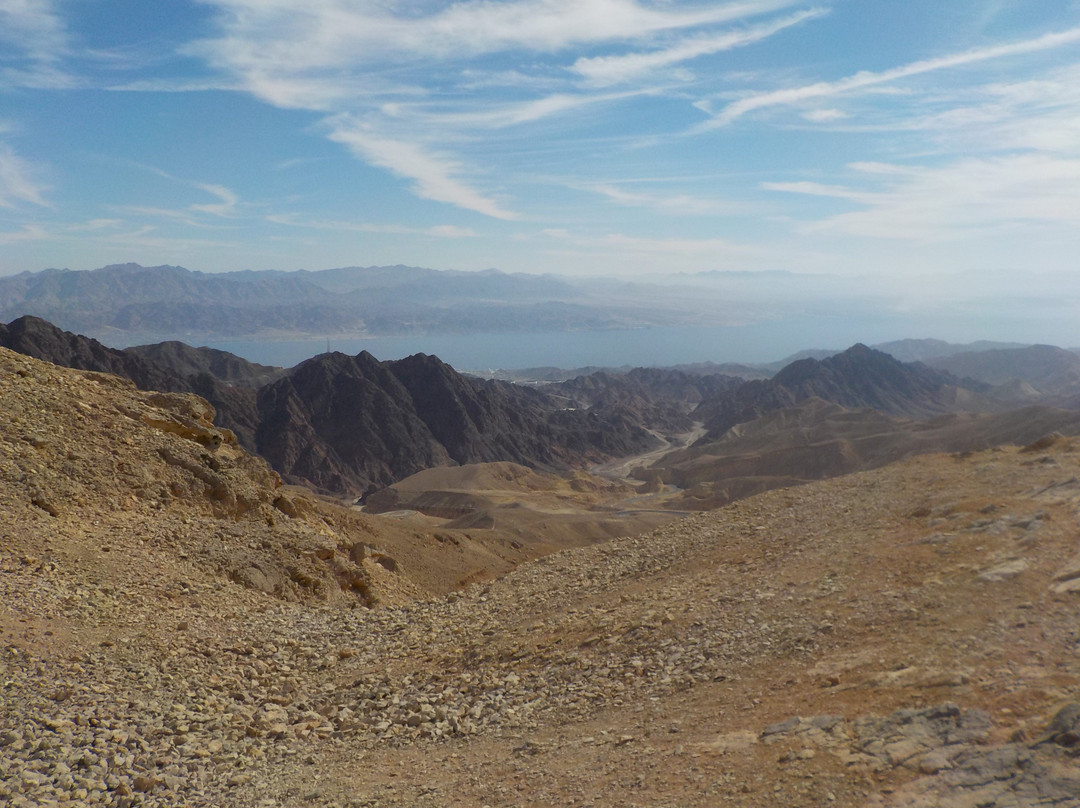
5;261;1077;368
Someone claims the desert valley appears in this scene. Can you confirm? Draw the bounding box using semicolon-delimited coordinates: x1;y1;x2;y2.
3;272;1080;807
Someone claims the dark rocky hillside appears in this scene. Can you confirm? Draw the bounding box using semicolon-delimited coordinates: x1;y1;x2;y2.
1;316;658;497
253;352;452;495
1;316;265;448
549;367;745;434
1;314;178;391
126;340;286;387
926;344;1080;400
646;396;1080;509
255;351;659;496
694;343;1003;439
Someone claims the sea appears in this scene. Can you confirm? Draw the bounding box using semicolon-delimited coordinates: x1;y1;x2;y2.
198;311;1014;372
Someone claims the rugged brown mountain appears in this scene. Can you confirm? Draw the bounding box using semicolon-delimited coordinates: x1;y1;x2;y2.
548;367;745;434
252;351;454;496
255;351;659;496
0;314;178;391
125;340;286;387
1;317;659;497
927;344;1080;401
0;316;266;448
693;343;1002;439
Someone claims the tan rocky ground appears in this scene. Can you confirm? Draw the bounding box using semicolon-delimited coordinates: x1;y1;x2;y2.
3;347;1080;807
362;461;681;554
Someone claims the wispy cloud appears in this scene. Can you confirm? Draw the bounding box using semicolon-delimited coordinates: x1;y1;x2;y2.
0;143;49;208
586;183;750;215
801;107;847;122
188;0;811;217
105;78;242;93
0;0;67;60
762;180;881;202
406;89;656;130
89;224;244;252
193;0;806;67
267;213;479;238
772;155;1080;241
326;122;518;220
697;26;1080;129
0;0;74;87
122;164;244;222
898;65;1080;155
571;7;826;86
189;183;239;217
0;223;47;245
67;218;124;232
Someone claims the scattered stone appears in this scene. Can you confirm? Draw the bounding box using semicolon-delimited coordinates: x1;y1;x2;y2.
978;559;1028;582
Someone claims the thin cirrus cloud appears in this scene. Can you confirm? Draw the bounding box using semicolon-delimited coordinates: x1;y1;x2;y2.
191;0;806;67
586;183;751;216
0;0;74;88
768;155;1080;241
571;6;827;86
326;121;519;221
0;143;49;208
397;89;657;130
266;214;478;239
189;183;240;217
187;0;812;218
0;223;47;245
697;25;1080;129
0;0;67;63
904;67;1080;154
126;164;243;221
801;108;847;122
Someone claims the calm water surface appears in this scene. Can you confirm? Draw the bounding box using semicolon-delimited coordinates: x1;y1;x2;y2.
202;312;995;371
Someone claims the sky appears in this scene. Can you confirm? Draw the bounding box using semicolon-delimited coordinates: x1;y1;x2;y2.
2;0;1080;282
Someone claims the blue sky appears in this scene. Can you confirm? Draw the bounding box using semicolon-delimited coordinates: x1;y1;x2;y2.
2;0;1080;282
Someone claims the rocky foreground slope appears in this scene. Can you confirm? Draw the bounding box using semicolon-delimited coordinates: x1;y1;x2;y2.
3;349;1080;807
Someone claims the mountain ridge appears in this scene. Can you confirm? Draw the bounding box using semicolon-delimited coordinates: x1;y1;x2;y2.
0;316;658;497
693;343;1003;439
0;263;728;342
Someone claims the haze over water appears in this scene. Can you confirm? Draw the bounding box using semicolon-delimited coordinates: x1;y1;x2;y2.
201;310;1071;371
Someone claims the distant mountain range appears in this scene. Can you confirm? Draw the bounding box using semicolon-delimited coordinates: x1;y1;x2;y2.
0;263;747;343
923;344;1080;405
478;339;1046;383
689;344;1003;439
